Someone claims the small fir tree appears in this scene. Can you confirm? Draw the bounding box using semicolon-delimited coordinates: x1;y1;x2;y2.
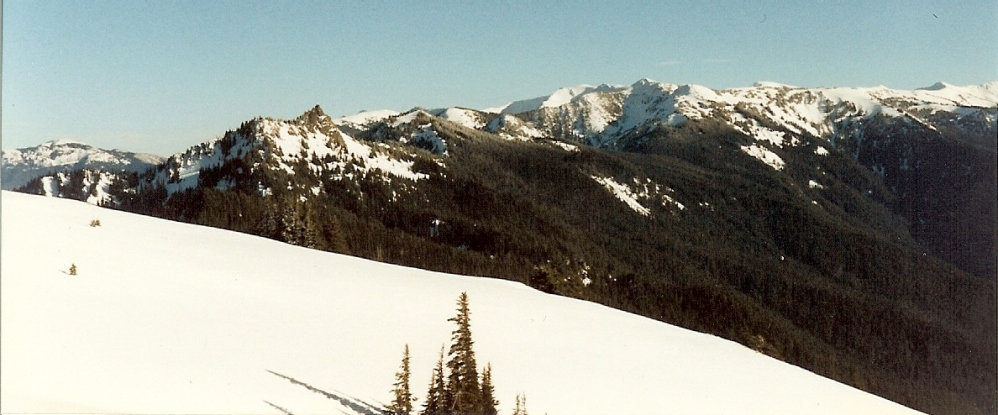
480;363;498;415
421;346;447;415
445;292;482;414
512;393;528;415
387;344;416;415
69;263;77;276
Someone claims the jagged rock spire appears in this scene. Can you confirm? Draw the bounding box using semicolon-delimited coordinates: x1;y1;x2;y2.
298;104;328;126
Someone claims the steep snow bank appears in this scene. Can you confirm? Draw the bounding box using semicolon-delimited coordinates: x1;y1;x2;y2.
1;192;922;415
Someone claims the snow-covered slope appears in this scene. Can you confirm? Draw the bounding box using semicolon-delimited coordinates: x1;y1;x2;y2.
1;140;165;190
36;169;122;205
1;191;923;415
433;107;488;130
335;109;401;130
488;84;625;115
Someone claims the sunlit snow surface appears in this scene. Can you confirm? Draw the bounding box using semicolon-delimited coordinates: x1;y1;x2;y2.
1;191;923;415
741;144;786;170
335;109;401;128
590;175;651;216
439;107;486;130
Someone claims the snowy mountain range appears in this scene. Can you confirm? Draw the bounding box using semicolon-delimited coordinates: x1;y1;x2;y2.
0;191;925;415
1;139;164;191
142;79;997;214
6;80;994;199
75;79;994;277
476;79;997;154
2;79;996;415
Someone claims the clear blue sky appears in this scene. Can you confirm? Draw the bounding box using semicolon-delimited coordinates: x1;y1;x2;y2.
3;0;996;155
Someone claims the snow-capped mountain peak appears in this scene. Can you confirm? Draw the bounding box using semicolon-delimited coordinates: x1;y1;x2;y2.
40;138;85;147
752;81;799;89
1;140;165;190
435;107;487;130
335;109;401;130
148;106;436;196
541;84;597;108
917;81;953;91
489;83;628;115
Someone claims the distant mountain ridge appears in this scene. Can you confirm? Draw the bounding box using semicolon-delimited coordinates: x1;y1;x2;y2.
1;139;165;190
474;79;997;149
7;80;994;184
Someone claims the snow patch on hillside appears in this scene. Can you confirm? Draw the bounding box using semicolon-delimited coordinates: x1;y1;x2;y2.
439;107;485;130
339;132;428;181
549;141;580;152
730;113;796;147
391;110;429;128
160;140;231;194
741;144;786;170
410;125;448;155
40;175;60;197
82;172;115;205
486;115;546;141
589;175;686;215
591;175;651;216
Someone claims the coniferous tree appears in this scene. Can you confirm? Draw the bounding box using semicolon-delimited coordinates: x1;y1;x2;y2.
387;344;416;415
422;346;447;415
480;363;498;415
511;393;527;415
445;292;482;415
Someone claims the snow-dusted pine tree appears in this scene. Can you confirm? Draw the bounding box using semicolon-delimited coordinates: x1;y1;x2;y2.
445;292;482;414
421;346;446;415
387;344;416;415
511;393;528;415
480;363;498;415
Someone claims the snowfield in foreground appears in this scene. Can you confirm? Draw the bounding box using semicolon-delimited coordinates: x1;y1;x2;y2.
1;191;922;415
